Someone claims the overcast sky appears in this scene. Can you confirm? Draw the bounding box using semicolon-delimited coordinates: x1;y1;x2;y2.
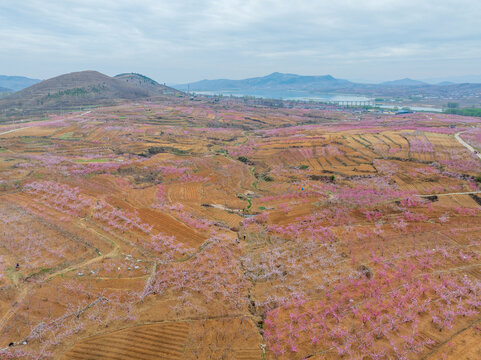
1;0;481;83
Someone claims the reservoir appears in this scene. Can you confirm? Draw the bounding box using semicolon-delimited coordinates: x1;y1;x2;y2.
194;89;372;102
194;90;443;112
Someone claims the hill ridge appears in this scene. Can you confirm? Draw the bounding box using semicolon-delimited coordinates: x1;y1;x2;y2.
175;72;353;91
0;70;182;116
0;75;41;91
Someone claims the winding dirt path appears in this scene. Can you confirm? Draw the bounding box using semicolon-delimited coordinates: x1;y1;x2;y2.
0;127;34;136
0;110;92;136
0;215;120;338
418;191;481;197
455;131;481;160
413;131;481;199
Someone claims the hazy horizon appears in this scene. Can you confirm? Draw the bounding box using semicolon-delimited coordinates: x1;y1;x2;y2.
5;71;481;87
1;0;481;84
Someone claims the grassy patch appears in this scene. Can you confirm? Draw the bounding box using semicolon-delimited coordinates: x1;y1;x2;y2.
444;108;481;117
146;146;190;156
74;158;109;163
250;166;259;189
58;132;75;140
33;172;45;179
28;267;53;278
20;136;37;143
6;266;23;284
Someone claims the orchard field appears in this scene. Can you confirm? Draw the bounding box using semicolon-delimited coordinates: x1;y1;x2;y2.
1;98;481;359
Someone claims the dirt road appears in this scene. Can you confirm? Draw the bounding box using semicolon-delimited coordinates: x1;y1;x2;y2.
455;131;481;160
0;110;92;136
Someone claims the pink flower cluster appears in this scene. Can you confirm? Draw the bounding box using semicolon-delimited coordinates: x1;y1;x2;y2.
264;249;481;358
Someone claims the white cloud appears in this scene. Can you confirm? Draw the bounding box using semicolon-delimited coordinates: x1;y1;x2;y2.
0;0;480;82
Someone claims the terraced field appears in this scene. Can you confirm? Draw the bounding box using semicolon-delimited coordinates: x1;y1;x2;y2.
63;323;189;360
0;99;480;359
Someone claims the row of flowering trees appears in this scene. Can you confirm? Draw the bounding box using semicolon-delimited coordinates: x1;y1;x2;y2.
236;118;481;357
263;247;481;359
0;277;140;359
141;237;249;318
0;203;96;273
3;102;480;359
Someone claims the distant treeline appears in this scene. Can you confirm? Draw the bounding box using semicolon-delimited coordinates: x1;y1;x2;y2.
444;108;481;117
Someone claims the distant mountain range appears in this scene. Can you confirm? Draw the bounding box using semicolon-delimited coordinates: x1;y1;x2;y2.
0;75;41;92
175;72;481;100
422;75;481;84
174;72;481;95
176;72;353;92
380;78;428;86
0;71;182;116
1;70;480;117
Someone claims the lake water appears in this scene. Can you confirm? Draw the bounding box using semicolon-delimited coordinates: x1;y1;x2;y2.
194;90;443;112
379;104;443;112
194;89;372;102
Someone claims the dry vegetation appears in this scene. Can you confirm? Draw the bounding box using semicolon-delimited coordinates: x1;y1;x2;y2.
0;98;481;359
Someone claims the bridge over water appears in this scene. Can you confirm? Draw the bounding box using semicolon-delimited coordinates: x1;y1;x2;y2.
326;100;375;106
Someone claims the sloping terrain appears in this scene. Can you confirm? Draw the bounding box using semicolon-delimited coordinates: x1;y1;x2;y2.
115;73;182;96
0;71;147;112
0;71;182;117
63;323;190;360
0;99;480;360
